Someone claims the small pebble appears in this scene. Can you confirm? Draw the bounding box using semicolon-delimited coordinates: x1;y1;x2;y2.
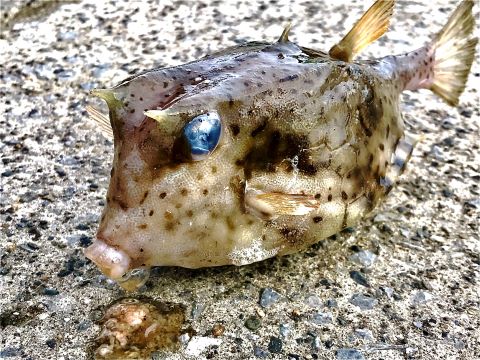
353;328;373;341
46;339;56;349
336;348;365;360
349;250;377;267
349;294;378;310
191;302;205;320
268;336;283;353
43;288;59;296
178;333;191;345
311;312;333;325
259;288;281;308
245;316;261;331
381;286;394;298
253;345;268;358
349;271;370;287
326;299;337;308
77;320;91;331
304;294;322;307
211;324;225;337
411;291;433;305
279;323;291;338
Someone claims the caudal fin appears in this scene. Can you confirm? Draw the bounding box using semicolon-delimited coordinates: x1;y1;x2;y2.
430;1;478;106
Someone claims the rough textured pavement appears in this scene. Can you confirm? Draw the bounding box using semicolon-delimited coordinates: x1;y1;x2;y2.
1;0;479;359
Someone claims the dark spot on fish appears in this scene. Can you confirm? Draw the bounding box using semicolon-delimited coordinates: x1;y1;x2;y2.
313;216;323;223
139;97;144;101
140;191;149;205
315;193;321;199
279;74;299;83
230;124;240;136
211;166;217;174
386;124;390;138
243;130;316;177
186;210;193;217
175;203;182;209
163;81;168;88
180;188;188;196
160;192;167;199
130;109;135;114
328;194;333;201
138;224;148;229
251;120;267;137
165;222;176;231
379;143;384;151
197;174;203;180
130;93;135;98
277;53;285;59
226;217;236;230
261;70;266;75
140;248;144;252
341;191;348;200
203;189;208;195
149;210;154;216
244;81;249;87
280;227;303;245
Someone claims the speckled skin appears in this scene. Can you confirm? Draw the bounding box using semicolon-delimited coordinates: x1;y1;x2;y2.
85;40;425;282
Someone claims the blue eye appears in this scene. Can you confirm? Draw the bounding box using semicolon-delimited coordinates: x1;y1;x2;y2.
183;111;222;161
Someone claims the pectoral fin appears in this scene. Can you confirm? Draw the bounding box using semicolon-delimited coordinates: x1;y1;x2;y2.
329;0;395;62
245;188;319;219
86;105;113;139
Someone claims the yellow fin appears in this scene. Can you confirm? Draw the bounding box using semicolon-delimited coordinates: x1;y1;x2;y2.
329;0;395;62
278;23;292;43
86;105;113;139
245;190;319;219
430;1;478;106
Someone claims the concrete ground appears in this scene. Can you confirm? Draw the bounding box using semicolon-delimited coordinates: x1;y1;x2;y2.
1;0;478;359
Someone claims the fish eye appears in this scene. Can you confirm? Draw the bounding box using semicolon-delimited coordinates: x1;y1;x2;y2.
183;111;222;161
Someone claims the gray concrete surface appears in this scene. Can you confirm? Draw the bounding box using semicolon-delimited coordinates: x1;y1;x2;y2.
1;0;479;359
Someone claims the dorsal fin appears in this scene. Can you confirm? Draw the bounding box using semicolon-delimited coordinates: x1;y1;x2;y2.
278;23;292;43
329;0;395;62
86;105;113;139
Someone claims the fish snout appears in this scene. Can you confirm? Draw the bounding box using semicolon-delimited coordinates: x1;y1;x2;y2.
84;236;132;280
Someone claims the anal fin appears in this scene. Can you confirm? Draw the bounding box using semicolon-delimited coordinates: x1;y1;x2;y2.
381;133;419;193
329;0;395;62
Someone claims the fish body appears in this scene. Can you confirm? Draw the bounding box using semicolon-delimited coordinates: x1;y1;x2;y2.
84;1;477;290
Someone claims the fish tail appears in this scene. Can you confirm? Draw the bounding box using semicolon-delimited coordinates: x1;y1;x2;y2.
429;0;478;106
400;1;477;105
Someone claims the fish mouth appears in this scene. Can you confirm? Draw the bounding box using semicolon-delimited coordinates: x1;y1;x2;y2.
84;238;132;280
